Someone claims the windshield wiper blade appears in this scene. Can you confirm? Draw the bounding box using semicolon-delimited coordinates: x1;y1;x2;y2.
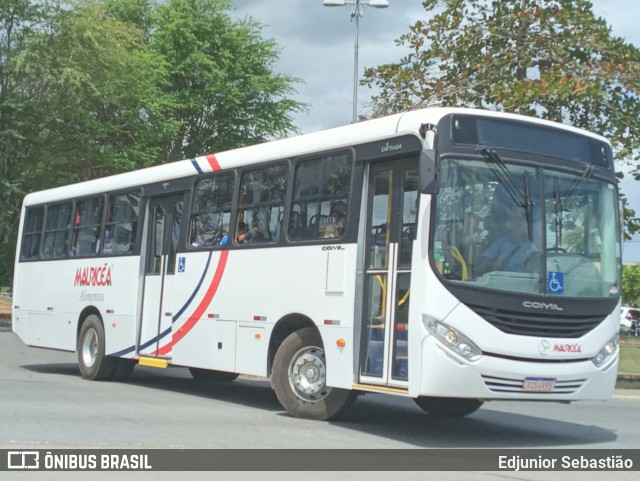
553;176;563;248
523;172;534;241
478;147;526;208
478;147;534;241
566;164;594;199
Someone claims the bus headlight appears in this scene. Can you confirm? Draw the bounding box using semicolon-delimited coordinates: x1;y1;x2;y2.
423;315;483;361
591;335;619;368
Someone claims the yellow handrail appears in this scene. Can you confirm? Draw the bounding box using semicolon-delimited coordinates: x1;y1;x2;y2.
450;246;469;281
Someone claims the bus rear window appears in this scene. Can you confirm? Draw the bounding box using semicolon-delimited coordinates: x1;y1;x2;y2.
20;207;45;260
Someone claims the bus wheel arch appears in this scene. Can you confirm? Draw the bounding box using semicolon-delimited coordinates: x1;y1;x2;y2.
77;306;102;339
271;326;355;421
77;312;118;380
267;314;316;376
77;309;135;381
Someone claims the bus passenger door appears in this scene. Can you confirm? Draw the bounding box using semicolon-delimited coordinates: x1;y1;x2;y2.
359;159;418;388
138;194;184;358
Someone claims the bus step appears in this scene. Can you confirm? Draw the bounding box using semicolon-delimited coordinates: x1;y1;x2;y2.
138;357;169;369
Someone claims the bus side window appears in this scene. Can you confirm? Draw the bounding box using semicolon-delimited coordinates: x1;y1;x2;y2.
236;164;288;244
288;152;352;241
71;196;104;256
104;190;141;254
42;202;73;259
20;207;45;260
190;173;234;247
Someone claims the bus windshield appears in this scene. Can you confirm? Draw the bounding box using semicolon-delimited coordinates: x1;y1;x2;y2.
433;157;620;298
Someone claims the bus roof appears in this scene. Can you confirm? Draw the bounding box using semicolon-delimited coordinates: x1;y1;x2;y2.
22;107;610;206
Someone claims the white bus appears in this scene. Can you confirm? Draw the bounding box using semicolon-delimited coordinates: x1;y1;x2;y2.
12;107;622;420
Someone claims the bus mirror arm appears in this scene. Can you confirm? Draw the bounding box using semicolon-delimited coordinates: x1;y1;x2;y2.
419;149;438;194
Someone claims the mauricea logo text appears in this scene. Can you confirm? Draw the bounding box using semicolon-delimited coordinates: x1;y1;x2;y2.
74;263;113;287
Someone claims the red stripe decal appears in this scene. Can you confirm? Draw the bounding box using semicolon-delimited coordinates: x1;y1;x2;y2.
206;154;221;171
154;250;228;356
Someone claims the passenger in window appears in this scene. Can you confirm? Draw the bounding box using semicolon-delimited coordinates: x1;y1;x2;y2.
330;200;347;217
323;214;346;238
236;221;265;243
115;229;134;252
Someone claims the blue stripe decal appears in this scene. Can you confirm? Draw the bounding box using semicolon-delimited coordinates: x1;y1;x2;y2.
108;251;213;358
190;158;203;174
110;344;136;357
172;251;213;323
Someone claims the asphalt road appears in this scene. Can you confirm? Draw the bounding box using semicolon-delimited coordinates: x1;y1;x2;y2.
1;328;639;480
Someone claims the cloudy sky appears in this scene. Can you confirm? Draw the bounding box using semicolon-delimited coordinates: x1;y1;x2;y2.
231;0;640;261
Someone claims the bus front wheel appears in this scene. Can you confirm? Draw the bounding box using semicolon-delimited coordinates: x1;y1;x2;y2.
78;314;118;380
414;396;483;417
272;327;355;421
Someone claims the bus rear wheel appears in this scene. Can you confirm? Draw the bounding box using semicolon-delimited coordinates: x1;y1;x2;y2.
271;327;355;421
77;314;118;381
414;396;483;417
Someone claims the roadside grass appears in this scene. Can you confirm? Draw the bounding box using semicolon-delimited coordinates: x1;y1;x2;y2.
0;296;11;321
619;336;640;374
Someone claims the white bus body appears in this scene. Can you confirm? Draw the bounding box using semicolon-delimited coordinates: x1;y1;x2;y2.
13;108;622;419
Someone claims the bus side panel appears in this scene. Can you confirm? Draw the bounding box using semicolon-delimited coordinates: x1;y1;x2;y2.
170;245;357;389
13;260;77;351
13;256;140;355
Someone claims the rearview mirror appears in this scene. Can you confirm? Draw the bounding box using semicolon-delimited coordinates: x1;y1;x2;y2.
419;149;438;194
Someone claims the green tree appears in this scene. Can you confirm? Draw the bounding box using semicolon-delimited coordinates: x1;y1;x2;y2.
0;0;176;284
0;0;45;285
362;0;640;234
1;0;305;285
622;264;640;307
149;0;305;161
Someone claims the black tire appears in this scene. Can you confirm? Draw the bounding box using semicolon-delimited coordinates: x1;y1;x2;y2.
414;396;483;417
77;314;118;380
271;327;355;420
189;367;239;382
110;359;136;381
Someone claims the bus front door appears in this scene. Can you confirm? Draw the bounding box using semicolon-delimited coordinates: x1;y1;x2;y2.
359;159;418;388
138;194;184;358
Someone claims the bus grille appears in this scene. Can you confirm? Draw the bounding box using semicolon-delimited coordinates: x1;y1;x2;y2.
482;375;586;394
469;305;605;338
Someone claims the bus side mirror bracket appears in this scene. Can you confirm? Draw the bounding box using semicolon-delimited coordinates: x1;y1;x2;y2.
419;149;438;194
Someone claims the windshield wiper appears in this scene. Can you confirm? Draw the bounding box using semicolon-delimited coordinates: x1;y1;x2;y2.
478;147;534;240
479;147;525;206
565;164;594;199
553;176;563;249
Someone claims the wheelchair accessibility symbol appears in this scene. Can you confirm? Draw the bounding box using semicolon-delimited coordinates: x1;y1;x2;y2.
178;257;186;273
547;272;564;294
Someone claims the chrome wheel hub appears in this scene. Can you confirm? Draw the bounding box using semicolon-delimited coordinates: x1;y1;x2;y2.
288;346;332;402
81;327;98;368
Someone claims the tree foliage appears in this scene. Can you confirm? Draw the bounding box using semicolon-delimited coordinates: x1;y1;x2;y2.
0;0;305;285
622;264;640;307
107;0;305;161
362;0;640;234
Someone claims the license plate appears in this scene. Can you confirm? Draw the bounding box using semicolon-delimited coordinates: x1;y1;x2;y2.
523;377;556;392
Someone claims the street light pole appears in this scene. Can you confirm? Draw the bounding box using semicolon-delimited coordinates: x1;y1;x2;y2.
351;2;361;124
323;0;390;123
